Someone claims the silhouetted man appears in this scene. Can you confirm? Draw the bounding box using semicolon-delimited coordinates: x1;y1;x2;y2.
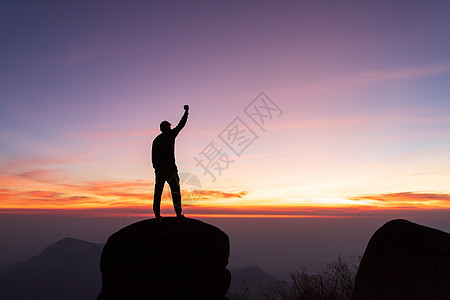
152;105;189;220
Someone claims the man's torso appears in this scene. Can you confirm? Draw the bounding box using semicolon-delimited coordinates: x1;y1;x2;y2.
152;131;177;170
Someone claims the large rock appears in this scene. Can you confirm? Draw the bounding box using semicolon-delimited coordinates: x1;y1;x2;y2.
352;219;450;300
98;217;230;300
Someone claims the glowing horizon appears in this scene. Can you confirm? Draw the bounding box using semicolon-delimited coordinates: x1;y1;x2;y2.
1;171;449;213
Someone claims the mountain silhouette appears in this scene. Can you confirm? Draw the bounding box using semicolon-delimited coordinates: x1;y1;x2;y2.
0;237;103;300
227;265;277;299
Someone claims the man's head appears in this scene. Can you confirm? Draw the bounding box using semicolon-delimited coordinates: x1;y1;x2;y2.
160;120;171;132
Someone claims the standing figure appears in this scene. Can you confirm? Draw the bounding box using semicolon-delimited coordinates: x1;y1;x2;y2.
152;105;189;220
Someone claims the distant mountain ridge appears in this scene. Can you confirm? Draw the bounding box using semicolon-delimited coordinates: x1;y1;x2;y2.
0;237;104;300
38;237;100;260
228;265;277;299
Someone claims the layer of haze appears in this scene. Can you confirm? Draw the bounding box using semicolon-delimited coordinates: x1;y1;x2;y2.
1;212;449;277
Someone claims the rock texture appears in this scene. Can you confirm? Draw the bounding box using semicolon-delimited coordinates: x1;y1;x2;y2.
98;217;230;300
352;219;450;300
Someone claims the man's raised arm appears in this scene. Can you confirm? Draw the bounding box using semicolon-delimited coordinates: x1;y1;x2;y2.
173;105;189;135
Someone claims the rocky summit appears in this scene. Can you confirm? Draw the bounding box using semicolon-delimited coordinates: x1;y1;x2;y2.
98;217;231;300
352;219;450;300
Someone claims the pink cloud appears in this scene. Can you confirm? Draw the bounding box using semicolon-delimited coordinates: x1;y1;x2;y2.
18;169;69;183
360;63;450;81
0;156;70;171
275;62;450;98
80;129;159;138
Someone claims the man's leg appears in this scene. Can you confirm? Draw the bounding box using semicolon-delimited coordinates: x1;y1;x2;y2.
153;173;165;218
168;172;182;216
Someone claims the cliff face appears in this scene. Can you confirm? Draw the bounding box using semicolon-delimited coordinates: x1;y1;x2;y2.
352;219;450;300
98;217;231;300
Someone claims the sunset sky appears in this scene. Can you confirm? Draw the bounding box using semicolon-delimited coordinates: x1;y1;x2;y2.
1;0;450;219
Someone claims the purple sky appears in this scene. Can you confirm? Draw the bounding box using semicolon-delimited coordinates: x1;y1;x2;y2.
1;0;449;273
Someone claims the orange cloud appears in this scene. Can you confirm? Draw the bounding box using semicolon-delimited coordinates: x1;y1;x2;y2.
349;192;450;208
23;191;62;198
198;190;247;199
2;165;450;212
0;172;249;209
0;186;109;208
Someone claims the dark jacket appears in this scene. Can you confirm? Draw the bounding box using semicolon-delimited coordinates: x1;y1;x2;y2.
152;111;188;171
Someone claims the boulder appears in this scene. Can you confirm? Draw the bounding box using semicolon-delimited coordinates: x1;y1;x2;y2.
98;217;230;300
352;219;450;300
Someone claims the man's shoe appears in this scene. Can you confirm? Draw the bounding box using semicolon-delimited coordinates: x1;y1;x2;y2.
176;214;187;221
155;216;163;222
